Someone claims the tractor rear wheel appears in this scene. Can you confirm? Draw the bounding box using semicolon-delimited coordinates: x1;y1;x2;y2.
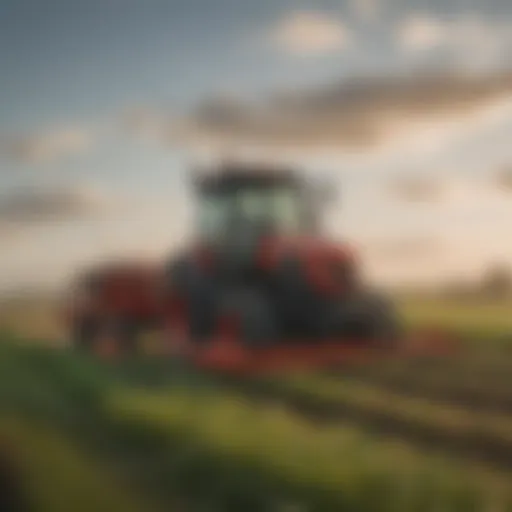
218;289;280;347
331;291;402;347
164;257;220;343
71;316;140;356
71;316;98;352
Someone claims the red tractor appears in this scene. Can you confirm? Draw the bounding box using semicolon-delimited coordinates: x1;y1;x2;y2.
67;163;456;370
160;163;409;373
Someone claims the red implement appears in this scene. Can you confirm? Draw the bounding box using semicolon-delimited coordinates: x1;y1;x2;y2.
170;316;461;376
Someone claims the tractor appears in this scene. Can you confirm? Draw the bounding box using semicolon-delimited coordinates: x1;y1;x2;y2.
161;163;407;373
67;162;457;370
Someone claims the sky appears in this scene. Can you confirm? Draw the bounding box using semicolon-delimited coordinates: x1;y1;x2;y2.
1;0;512;291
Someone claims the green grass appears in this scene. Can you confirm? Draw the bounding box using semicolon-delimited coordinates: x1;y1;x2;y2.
1;294;512;511
0;341;165;512
398;298;512;341
325;358;512;415
2;340;512;511
274;374;512;443
108;386;512;512
0;418;147;512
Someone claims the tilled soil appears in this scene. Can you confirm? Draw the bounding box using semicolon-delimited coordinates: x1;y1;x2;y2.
218;376;512;473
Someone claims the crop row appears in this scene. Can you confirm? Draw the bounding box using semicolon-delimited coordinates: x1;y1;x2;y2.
219;373;512;472
0;418;147;512
108;386;512;512
326;361;512;415
3;341;512;511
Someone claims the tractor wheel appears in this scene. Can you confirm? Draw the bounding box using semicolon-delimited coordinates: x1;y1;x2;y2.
335;291;402;347
164;257;219;343
107;319;140;355
71;317;140;356
219;289;280;348
163;256;206;297
71;316;98;352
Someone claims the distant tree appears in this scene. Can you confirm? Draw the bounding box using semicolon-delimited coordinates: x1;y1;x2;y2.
480;263;512;299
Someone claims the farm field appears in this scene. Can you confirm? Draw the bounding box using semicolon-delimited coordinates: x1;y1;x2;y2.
0;296;511;511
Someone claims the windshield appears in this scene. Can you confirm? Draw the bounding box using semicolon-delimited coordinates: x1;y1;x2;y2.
197;186;303;239
197;193;232;240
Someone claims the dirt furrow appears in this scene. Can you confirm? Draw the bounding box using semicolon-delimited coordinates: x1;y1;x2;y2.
219;376;512;473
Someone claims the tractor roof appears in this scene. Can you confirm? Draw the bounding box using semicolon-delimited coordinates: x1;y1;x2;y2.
194;163;303;193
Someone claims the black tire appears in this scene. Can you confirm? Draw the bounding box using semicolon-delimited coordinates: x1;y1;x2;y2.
163;256;205;296
164;257;220;343
109;318;140;355
71;316;140;355
218;289;280;348
71;316;98;352
332;291;402;347
272;256;328;338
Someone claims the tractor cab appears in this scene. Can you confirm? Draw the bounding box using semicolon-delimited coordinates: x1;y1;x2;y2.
161;162;404;373
191;164;334;278
193;164;330;243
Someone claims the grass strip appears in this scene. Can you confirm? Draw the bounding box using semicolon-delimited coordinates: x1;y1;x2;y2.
326;361;512;415
240;374;512;472
108;386;512;512
0;417;147;512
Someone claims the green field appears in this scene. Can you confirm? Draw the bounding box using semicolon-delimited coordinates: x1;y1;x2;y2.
0;297;511;511
398;297;512;341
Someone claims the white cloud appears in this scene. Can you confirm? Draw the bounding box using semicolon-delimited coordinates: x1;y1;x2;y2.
389;176;444;202
390;173;512;207
122;108;173;144
397;14;512;71
398;14;447;51
447;15;512;72
174;72;512;162
2;126;92;165
350;0;380;23
268;10;352;56
0;183;117;228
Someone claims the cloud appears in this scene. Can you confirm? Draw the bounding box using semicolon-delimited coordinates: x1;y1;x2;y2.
389;176;445;202
0;185;110;227
398;15;447;51
349;0;379;23
122;108;172;143
388;173;512;207
266;10;352;56
169;71;512;154
397;14;512;71
398;16;444;52
360;236;444;260
1;127;92;165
